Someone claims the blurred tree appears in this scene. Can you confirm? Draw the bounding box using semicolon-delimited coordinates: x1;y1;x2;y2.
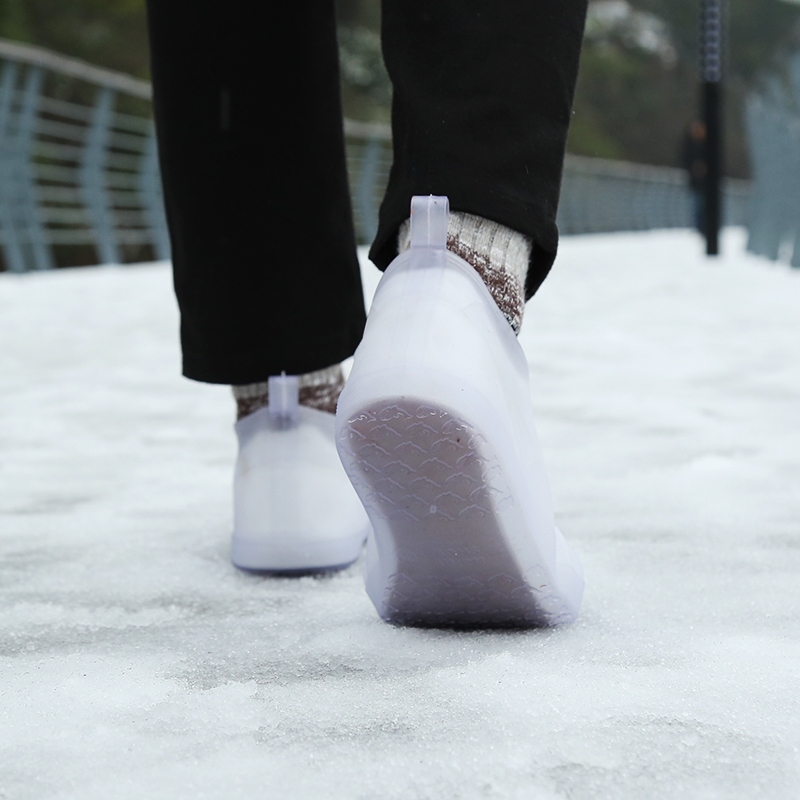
0;0;32;42
636;0;800;81
0;0;150;78
336;0;380;30
568;12;689;165
337;22;390;122
335;0;389;122
634;0;800;175
569;0;800;175
4;0;799;175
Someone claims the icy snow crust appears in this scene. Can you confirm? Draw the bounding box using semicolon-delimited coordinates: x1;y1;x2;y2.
2;229;799;799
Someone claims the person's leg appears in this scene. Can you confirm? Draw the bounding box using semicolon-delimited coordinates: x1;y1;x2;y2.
146;1;370;572
146;0;366;388
337;3;589;626
372;0;588;330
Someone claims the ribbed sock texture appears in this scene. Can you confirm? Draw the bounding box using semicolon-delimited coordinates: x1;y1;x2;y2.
398;211;531;334
233;214;528;419
232;363;345;421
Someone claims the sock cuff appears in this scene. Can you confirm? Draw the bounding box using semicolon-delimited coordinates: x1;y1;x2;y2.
298;363;344;390
398;211;531;333
231;381;270;401
232;364;344;400
398;212;531;279
232;364;345;419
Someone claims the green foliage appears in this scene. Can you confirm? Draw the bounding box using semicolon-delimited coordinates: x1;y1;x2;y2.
0;0;151;78
566;115;626;161
4;0;800;176
337;24;391;123
0;0;32;42
607;0;800;175
569;40;694;167
635;0;800;81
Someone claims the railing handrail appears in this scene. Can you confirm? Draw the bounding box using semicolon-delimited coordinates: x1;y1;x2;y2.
343;118;391;141
0;38;741;191
0;37;152;99
0;38;751;272
564;152;749;193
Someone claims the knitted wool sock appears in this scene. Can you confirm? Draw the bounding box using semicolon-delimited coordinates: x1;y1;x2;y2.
232;363;345;421
398;211;531;334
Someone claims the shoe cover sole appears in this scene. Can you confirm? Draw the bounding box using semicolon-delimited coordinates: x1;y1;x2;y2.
230;533;365;575
231;560;360;577
339;398;576;628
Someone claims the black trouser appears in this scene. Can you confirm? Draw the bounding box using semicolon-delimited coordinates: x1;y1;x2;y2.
146;1;587;384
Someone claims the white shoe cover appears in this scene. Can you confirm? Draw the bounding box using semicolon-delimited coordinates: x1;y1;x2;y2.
232;377;370;573
335;196;584;626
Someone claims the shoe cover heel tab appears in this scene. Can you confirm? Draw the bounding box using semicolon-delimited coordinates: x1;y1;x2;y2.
410;195;449;249
268;374;299;428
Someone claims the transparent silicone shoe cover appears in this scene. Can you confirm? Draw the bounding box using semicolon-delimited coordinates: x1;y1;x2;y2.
232;374;369;572
336;195;584;626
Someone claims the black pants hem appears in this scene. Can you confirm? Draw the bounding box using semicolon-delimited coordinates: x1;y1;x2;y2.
180;308;366;385
146;0;587;384
370;180;562;301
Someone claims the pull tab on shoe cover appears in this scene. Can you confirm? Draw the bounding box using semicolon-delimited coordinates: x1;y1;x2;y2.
410;195;449;249
268;374;299;429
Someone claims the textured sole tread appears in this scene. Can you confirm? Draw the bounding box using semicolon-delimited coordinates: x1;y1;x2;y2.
338;400;573;628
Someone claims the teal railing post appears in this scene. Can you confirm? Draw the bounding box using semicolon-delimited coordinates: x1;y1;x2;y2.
16;66;53;270
744;70;800;267
787;54;800;268
0;61;25;273
80;86;120;265
356;135;380;243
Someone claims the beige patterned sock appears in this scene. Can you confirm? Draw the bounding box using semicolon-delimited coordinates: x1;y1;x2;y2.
232;363;345;421
398;211;531;334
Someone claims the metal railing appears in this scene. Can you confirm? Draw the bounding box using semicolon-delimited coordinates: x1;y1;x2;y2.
744;54;800;267
559;155;749;235
0;38;168;272
344;118;392;245
0;39;751;273
344;122;751;239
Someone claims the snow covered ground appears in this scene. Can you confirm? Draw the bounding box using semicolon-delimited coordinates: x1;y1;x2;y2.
2;228;799;799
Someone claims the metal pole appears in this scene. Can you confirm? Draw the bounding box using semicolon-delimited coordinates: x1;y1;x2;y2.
700;0;724;256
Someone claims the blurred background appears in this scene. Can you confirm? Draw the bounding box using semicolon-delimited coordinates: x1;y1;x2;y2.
2;0;800;271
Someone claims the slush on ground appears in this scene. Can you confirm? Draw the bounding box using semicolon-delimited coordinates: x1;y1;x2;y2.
1;229;799;799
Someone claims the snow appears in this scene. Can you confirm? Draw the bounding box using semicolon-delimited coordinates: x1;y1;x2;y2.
2;228;800;799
